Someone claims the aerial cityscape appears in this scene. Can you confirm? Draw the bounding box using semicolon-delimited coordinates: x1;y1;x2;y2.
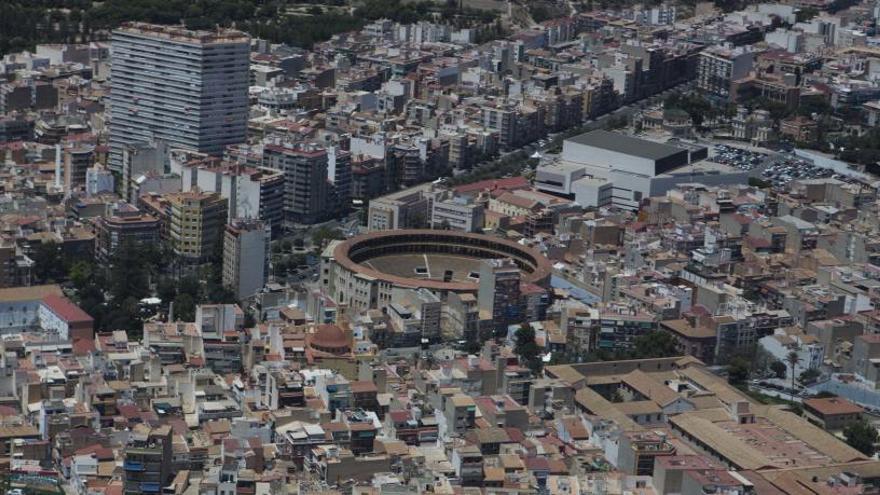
3;0;880;493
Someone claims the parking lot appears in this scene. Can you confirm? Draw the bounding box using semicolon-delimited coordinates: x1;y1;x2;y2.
706;144;859;187
708;144;768;171
760;155;838;185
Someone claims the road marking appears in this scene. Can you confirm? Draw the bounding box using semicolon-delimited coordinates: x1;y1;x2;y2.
423;254;431;278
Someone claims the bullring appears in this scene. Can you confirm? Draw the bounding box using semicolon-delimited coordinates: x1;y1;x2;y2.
322;229;552;311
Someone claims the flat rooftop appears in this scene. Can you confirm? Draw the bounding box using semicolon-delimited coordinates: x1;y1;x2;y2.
566;130;685;161
655;160;741;177
116;22;250;44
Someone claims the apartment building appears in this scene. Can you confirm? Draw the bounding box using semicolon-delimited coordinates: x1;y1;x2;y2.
263;142;330;225
109;23;250;171
167;190;228;263
222;219;269;300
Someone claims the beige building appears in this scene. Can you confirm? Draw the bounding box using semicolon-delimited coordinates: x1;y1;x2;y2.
167;190;228;263
803;397;864;431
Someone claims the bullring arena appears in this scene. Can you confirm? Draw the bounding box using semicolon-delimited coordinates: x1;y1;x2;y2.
322;229;552;310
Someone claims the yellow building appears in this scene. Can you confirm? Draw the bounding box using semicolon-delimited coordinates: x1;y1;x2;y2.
167;190;228;263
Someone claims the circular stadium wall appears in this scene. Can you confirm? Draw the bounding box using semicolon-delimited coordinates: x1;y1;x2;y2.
328;229;552;310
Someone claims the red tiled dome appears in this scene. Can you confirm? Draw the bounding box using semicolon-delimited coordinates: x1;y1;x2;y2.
311;324;348;349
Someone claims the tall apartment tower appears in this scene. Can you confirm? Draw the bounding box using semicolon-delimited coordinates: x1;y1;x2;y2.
223;219;269;300
328;146;352;214
477;258;522;338
108;23;250;172
262;142;329;225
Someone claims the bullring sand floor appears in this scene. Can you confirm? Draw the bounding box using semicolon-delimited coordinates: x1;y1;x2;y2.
362;253;483;283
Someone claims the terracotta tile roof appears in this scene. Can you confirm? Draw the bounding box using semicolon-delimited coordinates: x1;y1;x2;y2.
0;284;62;302
804;397;864;417
42;294;93;323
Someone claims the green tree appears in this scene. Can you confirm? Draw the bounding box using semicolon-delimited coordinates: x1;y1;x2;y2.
796;6;819;22
530;5;551;22
464;338;481;355
173;293;196;322
71;265;106;330
103;297;142;336
177;276;201;300
69;261;93;290
770;360;787;379
31;242;66;283
664;93;717;127
632;331;679;359
844;420;879;457
204;261;235;304
311;226;344;248
108;243;151;303
728;357;750;385
514;324;543;375
156;277;177;305
799;368;821;384
748;177;772;188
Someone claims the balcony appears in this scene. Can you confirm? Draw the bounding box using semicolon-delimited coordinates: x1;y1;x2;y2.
141;482;161;493
123;461;145;471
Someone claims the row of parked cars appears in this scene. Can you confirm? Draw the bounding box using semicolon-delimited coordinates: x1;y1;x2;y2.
710;144;768;170
760;156;837;185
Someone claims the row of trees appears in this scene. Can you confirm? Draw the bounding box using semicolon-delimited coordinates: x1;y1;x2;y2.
1;0;501;55
447;151;535;186
835;128;880;167
565;330;682;364
516;326;683;371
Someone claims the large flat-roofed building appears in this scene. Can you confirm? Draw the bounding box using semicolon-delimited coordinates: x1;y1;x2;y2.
108;23;250;172
534;161;588;198
562;130;691;177
537;130;748;209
